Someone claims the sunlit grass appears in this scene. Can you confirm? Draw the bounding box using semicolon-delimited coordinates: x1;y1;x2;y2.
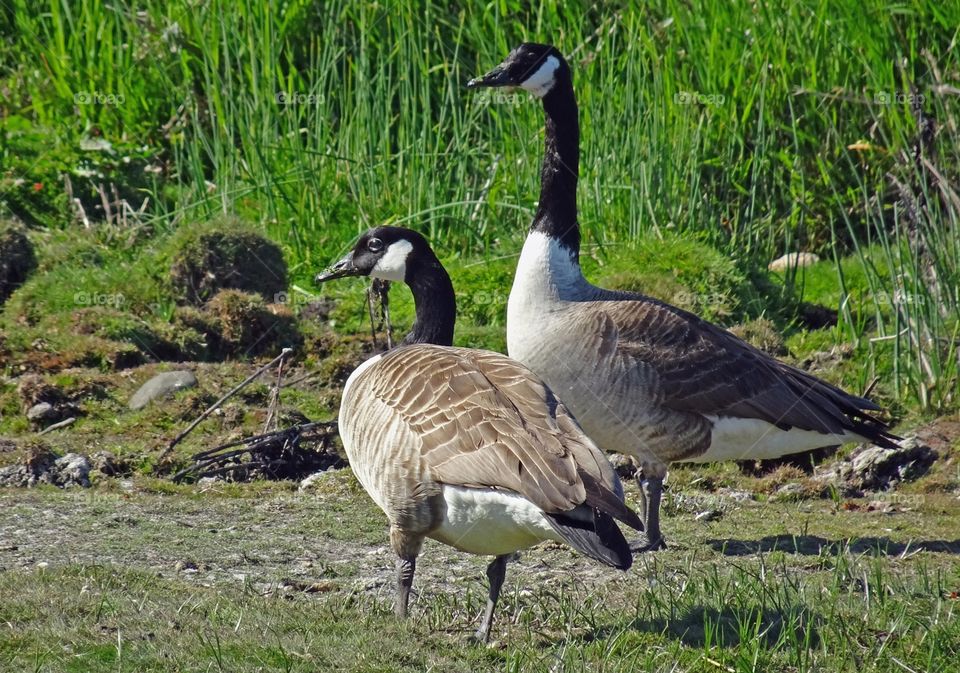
2;0;958;410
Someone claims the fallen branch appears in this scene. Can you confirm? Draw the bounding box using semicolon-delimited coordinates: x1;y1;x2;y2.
37;417;77;436
160;348;293;462
170;420;340;483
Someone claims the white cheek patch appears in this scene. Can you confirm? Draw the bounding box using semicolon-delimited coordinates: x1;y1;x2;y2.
520;56;560;98
371;240;413;281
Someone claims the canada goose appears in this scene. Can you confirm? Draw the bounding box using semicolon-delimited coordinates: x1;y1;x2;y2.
314;225;642;641
468;44;899;551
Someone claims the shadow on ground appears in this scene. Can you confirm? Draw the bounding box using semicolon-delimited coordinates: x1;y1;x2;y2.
707;535;960;556
576;605;821;649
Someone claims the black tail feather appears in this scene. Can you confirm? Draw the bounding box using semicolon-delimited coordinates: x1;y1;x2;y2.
544;508;633;570
578;468;644;531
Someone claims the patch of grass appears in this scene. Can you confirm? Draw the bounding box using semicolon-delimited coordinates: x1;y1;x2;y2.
2;0;958;411
0;484;958;672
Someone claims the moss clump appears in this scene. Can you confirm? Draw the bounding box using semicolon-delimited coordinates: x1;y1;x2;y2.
203;289;301;358
15;374;67;412
169;218;288;305
71;306;210;362
0;221;37;304
586;233;758;323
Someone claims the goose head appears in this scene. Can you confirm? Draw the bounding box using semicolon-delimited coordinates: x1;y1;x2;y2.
467;43;568;99
314;226;435;285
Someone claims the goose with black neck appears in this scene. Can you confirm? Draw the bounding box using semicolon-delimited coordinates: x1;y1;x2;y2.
468;44;899;551
314;225;642;642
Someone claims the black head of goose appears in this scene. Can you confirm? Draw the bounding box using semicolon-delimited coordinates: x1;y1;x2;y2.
315;225;642;642
470;46;900;551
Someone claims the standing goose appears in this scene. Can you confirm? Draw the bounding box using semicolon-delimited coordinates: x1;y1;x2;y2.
314;225;642;642
467;44;899;551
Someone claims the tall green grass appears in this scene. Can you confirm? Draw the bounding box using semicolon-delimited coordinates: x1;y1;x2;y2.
2;0;958;411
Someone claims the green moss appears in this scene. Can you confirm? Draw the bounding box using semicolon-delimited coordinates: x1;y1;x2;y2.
583;233;760;323
168;216;288;305
203;289;302;358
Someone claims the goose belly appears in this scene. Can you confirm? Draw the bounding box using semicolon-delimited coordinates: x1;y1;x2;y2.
685;416;860;462
430;485;562;556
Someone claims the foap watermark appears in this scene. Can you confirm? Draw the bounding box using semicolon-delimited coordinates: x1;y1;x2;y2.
457;290;507;308
870;290;927;307
74;291;126;308
675;291;728;308
473;90;526;107
275;91;324;106
273;291;317;310
73;91;125;106
873;492;925;509
674;91;725;106
874;91;925;106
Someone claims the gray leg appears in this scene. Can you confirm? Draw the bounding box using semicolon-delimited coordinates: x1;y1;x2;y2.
474;554;509;643
630;474;668;552
395;556;416;618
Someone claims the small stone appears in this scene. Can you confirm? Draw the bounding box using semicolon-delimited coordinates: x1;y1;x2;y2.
694;509;722;521
299;470;333;491
768;252;820;272
129;371;198;410
26;402;58;423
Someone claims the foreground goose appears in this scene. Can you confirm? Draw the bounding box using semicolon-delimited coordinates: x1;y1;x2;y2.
314;226;642;642
468;44;899;550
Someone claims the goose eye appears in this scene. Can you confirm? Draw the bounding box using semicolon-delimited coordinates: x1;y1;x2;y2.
367;238;384;252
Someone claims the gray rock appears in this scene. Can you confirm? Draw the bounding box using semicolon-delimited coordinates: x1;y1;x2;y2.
0;450;90;488
129;371;198;410
26;402;58;423
42;453;91;488
815;436;937;494
0;464;27;487
850;437;936;490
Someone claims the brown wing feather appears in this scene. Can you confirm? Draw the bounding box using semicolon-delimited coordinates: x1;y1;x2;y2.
366;345;630;514
587;292;897;445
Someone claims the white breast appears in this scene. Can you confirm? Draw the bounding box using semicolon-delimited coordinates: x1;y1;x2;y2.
430;485;562;556
507;231;589;358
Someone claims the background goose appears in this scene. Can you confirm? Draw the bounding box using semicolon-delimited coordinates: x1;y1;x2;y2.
468;44;900;551
314;225;642;641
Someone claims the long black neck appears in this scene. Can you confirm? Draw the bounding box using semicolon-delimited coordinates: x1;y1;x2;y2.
532;73;580;259
401;257;457;347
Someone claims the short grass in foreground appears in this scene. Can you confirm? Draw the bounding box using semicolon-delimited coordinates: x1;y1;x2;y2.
1;473;958;673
